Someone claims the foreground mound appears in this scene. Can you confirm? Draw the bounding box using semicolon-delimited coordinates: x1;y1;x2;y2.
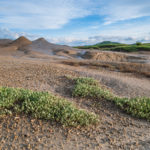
82;51;127;62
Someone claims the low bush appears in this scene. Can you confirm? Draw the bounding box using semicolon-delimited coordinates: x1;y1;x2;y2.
72;77;150;121
0;87;99;127
72;77;113;100
114;97;150;120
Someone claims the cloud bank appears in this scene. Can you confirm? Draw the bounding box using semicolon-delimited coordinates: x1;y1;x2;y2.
0;0;150;45
0;0;150;29
101;0;150;24
0;28;40;40
0;27;150;46
0;0;94;29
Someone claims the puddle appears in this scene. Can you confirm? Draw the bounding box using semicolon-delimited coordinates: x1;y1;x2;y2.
76;50;87;59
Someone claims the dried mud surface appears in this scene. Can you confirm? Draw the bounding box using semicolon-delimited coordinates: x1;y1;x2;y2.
0;55;150;150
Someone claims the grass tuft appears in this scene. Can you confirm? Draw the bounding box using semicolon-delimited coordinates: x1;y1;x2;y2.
0;87;99;127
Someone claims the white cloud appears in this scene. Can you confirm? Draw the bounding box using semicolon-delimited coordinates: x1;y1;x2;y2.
0;27;150;46
0;0;93;29
101;0;150;24
0;0;150;29
47;22;150;46
0;28;39;40
0;0;150;46
0;28;19;39
47;34;150;46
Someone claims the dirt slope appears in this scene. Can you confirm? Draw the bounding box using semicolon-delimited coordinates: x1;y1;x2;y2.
0;39;12;46
25;38;77;57
82;50;127;62
0;46;18;55
9;36;32;48
0;37;53;58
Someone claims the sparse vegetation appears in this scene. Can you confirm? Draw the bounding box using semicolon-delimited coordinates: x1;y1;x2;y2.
72;77;150;121
72;77;113;100
114;97;150;120
0;87;99;127
0;36;150;149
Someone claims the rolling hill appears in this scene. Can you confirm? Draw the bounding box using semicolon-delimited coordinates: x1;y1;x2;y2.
75;41;150;52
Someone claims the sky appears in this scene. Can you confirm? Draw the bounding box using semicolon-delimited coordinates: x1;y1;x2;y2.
0;0;150;46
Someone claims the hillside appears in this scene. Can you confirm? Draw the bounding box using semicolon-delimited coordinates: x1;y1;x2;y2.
95;41;120;45
0;37;50;58
75;41;150;52
0;36;79;58
0;39;12;46
10;36;32;48
25;37;77;55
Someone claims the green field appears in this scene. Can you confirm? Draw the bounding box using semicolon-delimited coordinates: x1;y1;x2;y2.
75;41;150;52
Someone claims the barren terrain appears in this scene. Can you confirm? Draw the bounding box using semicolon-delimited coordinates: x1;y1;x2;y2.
0;37;150;150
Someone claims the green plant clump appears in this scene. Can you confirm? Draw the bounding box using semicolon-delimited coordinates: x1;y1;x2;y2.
114;97;150;120
72;77;113;99
0;87;98;127
72;77;150;121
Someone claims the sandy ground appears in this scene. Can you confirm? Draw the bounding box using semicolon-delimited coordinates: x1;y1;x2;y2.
0;55;150;150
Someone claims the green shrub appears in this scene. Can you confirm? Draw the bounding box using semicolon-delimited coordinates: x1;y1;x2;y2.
0;87;99;127
114;97;150;120
72;77;113;99
72;77;150;121
74;77;98;86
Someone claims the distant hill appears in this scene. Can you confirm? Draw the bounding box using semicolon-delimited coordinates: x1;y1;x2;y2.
95;41;121;45
0;37;45;57
0;36;78;58
0;39;13;46
75;41;126;49
25;37;76;55
75;41;150;52
0;36;77;53
10;36;32;48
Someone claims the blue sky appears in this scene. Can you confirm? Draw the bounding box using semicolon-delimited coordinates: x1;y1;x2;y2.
0;0;150;45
